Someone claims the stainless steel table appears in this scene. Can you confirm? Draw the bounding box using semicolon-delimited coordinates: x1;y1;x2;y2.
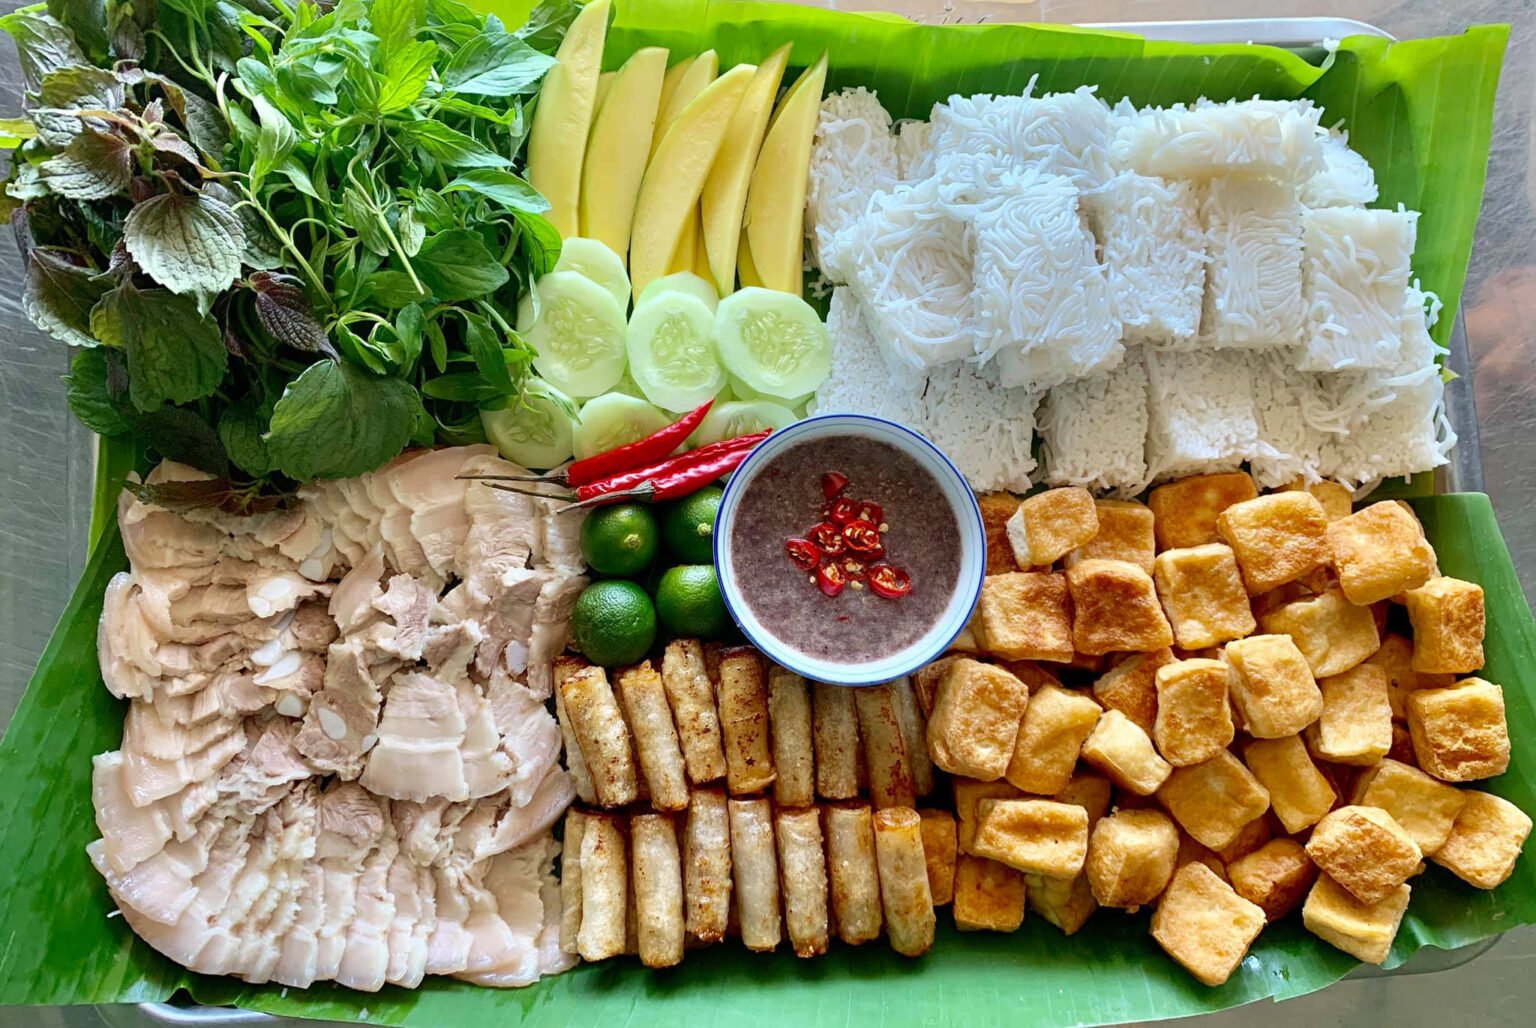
2;1;1533;1025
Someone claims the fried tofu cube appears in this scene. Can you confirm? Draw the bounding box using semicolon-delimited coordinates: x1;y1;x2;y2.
1152;544;1256;650
1006;487;1098;567
1213;813;1273;865
1149;473;1259;550
927;658;1030;781
1025;871;1098;935
1085;809;1180;911
1326;501;1438;604
1405;577;1486;674
1260;588;1379;678
948;613;984;655
1158;752;1272;850
1004;685;1103;795
1389;722;1418;766
1153;659;1235;766
1305;806;1422;904
918;809;958;905
1224;633;1323;738
1366;633;1456;720
1217;492;1331;594
978;492;1026;575
1054;770;1114;830
997;660;1064;693
1177;833;1229;882
1066;559;1174;655
1092;649;1174;736
1279;478;1354;522
1432;791;1533;889
1081;709;1173;795
1304;665;1392;767
1303;874;1411;965
977;572;1075;663
971;798;1090;879
912;657;955;718
1066;499;1157;573
1406;678;1510;782
953;778;1024;854
1351;758;1468;856
952;855;1026;932
1243;735;1337;833
1150;862;1267;986
1228;838;1317;921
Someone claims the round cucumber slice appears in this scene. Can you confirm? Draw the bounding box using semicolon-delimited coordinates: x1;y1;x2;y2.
481;379;578;470
554;237;631;309
714;287;831;398
574;393;673;461
520;271;628;399
689;400;797;446
635;271;720;313
627;292;725;413
726;372;812;410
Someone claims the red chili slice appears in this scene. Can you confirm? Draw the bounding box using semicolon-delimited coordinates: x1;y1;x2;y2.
785;538;820;571
840;557;867;581
821;471;850;500
842;519;885;558
809;521;845;556
816;562;847;597
854;500;884;526
868;563;912;600
828;497;859;524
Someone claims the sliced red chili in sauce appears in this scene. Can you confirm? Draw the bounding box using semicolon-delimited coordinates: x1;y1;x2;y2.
816;562;847;597
842;519;884;557
840;557;867;581
827;497;859;524
809;521;845;556
821;471;850;500
785;538;820;571
868;564;912;600
853;500;884;526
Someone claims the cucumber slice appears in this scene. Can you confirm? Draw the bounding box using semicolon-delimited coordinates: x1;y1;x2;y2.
519;271;628;399
714;287;831;398
689;399;797;446
635;271;720;313
554;237;631;309
481;379;578;470
574;393;673;460
627;292;725;413
726;372;811;410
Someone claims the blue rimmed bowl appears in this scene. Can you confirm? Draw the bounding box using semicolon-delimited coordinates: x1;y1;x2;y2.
713;414;986;687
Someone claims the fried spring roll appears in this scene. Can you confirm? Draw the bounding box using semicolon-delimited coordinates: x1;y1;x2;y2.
890;675;936;797
561;664;638;807
554;657;597;803
728;797;781;951
624;847;640;956
616;661;690;810
824;803;882;945
768;666;815;807
684;787;733;943
661;639;728;785
703;641;724;690
812;682;860;800
873;807;936;957
559;809;587;953
854;684;917;809
632;813;685;968
918;808;958;906
577;814;627;961
719;647;776;794
774;807;830;957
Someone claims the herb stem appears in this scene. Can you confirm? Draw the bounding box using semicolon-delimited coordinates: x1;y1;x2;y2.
238;190;329;303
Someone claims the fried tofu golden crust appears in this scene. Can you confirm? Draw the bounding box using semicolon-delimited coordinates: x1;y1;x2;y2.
1278;478;1354;522
1432;791;1533;889
1025;871;1098;935
977;572;1075;663
1093;649;1174;736
1067;499;1157;573
1153;544;1257;650
953;855;1027;932
1067;559;1174;655
1326;501;1438;605
997;660;1065;693
953;778;1024;854
971;798;1091;879
1305;664;1392;767
1405;577;1486;675
1305;806;1422;905
1007;487;1099;567
1406;677;1510;782
1217;492;1331;595
918;808;959;906
1149;473;1259;551
1243;735;1336;834
1260;587;1380;679
1150;862;1267;986
1213;814;1274;865
1302;874;1411;965
1224;633;1323;739
1004;684;1103;795
978;493;1026;575
1085;809;1180;911
1177;833;1229;883
926;658;1030;781
1153;659;1236;767
1351;758;1468;856
1053;770;1114;830
1366;633;1456;720
1081;709;1173;796
1228;838;1317;921
1157;752;1272;851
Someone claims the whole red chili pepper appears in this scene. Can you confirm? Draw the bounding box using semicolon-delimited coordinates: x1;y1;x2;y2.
564;398;714;486
563;444;754;510
574;431;768;503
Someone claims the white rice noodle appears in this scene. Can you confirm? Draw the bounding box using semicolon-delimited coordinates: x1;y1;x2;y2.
806;88;900;284
812;287;928;429
1199;177;1306;349
895;119;934;181
1301;128;1379;208
921;360;1039;493
1248;349;1334;488
1322;373;1454;489
1037;348;1150;495
1144;349;1262;482
928;85;1113;190
1087;172;1206;345
1297;205;1417;371
1110;98;1325;182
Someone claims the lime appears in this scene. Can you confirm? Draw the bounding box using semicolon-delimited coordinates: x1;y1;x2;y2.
655;564;731;639
570;581;657;666
661;486;724;564
580;503;660;577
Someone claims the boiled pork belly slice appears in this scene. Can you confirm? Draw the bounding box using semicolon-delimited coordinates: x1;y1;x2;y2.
384;849;436;988
472;769;575;862
360;672;469;802
296;480;367;568
524;575;589;698
295;640;382;779
458;455;539;606
100;573;150;699
423;621;483;682
89;801;225;923
231;784;319;983
366;574;435;662
121;713;248;807
369;454;436;585
191;812;284;977
245;570;330;620
473;568;551;680
272;861;326;989
487;675;563;806
335;830;399;992
454;839;553;987
535;502;586;578
388;446;494;580
329;545;385;634
92;751;174;873
458;678;515;800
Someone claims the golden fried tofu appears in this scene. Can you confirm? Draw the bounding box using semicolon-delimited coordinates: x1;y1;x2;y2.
918;808;958;905
1066;559;1174;655
1213;814;1274;865
997;659;1064;694
1224;633;1323;738
1152;544;1256;650
953;778;1024;854
1405;577;1486;674
977;572;1075;663
1092;649;1174;736
1243;735;1337;834
1259;587;1379;678
1054;770;1114;830
912;656;956;718
1432;791;1533;889
1157;752;1272;850
953;855;1026;932
927;658;1031;781
1177;833;1229;882
978;493;1026;575
1278;478;1354;522
1303;874;1410;965
1085;809;1180;911
948;612;985;655
1150;862;1267;986
1066;499;1157;573
1153;658;1235;767
1025;871;1098;935
1227;838;1317;921
1389;722;1418;766
1304;664;1392;767
1366;633;1456;720
1326;501;1438;605
971;798;1090;879
1006;487;1098;567
1305;806;1422;905
1217;492;1331;594
1081;709;1173;795
1004;684;1103;795
1148;473;1259;551
1351;758;1468;856
1406;678;1510;782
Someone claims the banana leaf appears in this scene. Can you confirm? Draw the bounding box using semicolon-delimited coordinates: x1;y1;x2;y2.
0;2;1521;1025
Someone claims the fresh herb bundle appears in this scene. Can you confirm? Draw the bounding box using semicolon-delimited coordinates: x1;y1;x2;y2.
1;0;579;499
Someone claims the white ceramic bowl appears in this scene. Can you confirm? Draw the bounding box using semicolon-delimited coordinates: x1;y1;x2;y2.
713;413;986;687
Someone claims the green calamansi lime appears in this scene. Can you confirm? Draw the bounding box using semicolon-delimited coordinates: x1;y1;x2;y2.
661;486;724;564
579;503;660;577
655;564;731;639
570;580;657;666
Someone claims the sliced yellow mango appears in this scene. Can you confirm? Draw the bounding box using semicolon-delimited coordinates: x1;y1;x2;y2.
656;55;696;125
668;210;698;275
526;0;611;237
743;52;827;294
737;232;764;289
691;205;711;278
593;70;618;112
579;47;668;265
650;50;718;159
629;63;754;297
699;43;791;297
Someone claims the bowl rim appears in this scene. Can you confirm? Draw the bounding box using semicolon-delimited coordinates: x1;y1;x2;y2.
712;412;985;687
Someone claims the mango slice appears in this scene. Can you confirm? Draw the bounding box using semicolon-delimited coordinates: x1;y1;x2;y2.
650;50;718;159
742;52;828;294
580;47;668;265
593;70;618;112
526;0;611;237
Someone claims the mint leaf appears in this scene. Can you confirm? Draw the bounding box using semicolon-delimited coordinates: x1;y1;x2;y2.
342;184;393;256
442;33;554;96
39;128;133;199
363;268;431;307
462;309;513;394
45;0;109;62
266;360;422;479
250;96;296;188
217;395;275;477
443;169;549;214
90;282;227;411
24;248;108;346
415;229;508;301
123;189;246;300
0;9;86;90
369;0;425;58
403;121;511;168
64;347;130;435
249;271;330;353
378;39;436;113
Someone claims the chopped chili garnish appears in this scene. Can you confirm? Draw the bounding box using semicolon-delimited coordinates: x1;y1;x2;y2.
840;557;867;581
853;500;883;526
816;562;847;597
842;518;884;557
827;497;859;524
821;471;850;500
785;538;820;571
809;521;845;556
868;564;912;600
